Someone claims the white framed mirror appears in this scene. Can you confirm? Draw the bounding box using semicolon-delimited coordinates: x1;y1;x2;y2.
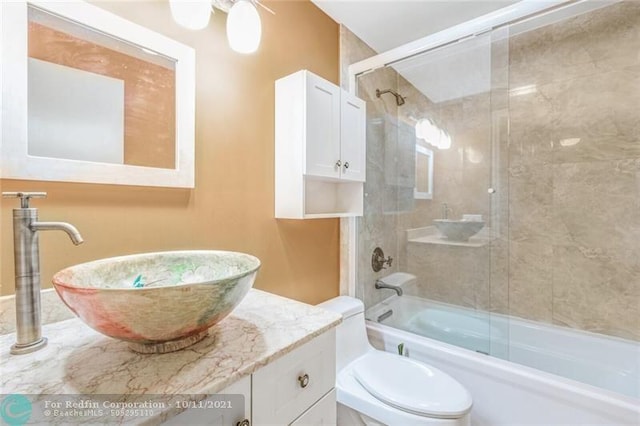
414;144;433;200
1;0;196;188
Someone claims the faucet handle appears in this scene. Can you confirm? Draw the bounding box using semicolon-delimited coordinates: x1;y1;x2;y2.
2;192;47;208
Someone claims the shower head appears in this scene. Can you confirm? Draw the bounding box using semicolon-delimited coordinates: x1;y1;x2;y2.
376;88;406;106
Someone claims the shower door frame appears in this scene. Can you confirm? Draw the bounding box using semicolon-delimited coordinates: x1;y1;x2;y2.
340;0;613;297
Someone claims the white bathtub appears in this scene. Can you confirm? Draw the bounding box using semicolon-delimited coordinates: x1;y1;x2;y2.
366;296;640;425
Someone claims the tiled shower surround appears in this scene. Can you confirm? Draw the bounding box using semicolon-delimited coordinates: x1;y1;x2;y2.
344;1;640;341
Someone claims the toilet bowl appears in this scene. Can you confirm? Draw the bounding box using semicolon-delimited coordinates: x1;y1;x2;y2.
318;296;472;426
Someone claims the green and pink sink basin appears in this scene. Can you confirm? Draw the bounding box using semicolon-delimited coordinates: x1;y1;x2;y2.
52;251;261;354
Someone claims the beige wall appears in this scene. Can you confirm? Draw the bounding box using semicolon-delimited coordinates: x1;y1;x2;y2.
0;0;341;305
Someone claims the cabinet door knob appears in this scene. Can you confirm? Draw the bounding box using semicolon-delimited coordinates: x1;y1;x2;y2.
344;162;350;170
335;160;342;168
298;373;310;388
236;419;250;426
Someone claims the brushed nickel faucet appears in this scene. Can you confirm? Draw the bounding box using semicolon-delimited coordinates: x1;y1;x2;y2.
442;202;452;219
3;192;83;355
375;280;403;296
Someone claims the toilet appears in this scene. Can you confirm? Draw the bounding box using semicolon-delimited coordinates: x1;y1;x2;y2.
318;296;472;426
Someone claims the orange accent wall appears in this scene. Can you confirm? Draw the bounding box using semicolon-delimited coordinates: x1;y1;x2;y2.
0;0;341;305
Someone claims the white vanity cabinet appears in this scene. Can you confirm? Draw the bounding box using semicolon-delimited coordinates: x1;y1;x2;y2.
163;329;337;426
162;376;252;426
253;329;336;426
275;70;365;219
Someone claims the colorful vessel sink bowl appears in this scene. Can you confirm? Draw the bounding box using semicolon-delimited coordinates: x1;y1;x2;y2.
52;251;260;354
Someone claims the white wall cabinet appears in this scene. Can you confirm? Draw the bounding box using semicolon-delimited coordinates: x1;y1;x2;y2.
163;330;337;426
339;92;366;182
304;74;341;180
275;70;366;219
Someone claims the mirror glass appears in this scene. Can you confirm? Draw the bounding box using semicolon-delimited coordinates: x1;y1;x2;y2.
414;144;433;199
28;6;176;169
1;1;195;188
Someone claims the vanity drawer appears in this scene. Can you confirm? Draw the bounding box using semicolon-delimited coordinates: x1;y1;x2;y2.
290;389;336;426
252;329;336;426
163;375;251;426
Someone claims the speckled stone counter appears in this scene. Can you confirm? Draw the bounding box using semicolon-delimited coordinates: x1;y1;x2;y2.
0;289;341;424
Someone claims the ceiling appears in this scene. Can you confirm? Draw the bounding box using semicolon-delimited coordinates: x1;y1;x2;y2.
311;0;519;103
311;0;518;54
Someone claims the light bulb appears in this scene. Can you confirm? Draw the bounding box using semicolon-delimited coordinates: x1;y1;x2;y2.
170;0;212;30
227;0;262;54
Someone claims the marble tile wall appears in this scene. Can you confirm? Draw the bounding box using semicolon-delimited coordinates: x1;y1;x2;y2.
343;1;640;342
506;1;640;340
340;26;404;308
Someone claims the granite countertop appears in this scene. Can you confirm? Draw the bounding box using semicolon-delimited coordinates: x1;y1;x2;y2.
0;289;341;424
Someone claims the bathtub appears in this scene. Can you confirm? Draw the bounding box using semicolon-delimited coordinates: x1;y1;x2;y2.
365;296;640;425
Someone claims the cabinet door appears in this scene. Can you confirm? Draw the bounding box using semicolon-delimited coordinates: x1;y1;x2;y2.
339;91;366;182
290;389;336;426
305;73;341;179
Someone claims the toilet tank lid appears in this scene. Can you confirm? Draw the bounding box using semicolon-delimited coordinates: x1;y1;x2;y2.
317;296;364;318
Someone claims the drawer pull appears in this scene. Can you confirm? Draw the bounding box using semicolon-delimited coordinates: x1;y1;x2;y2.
298;373;310;388
236;419;250;426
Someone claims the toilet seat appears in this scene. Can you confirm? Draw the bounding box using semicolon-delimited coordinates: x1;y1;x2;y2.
350;351;472;419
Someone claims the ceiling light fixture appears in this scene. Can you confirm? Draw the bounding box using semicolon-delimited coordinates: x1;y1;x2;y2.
170;0;212;30
170;0;274;54
227;0;261;54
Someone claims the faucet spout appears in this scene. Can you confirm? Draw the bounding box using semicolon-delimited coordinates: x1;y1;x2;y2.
442;203;452;220
375;280;403;296
31;222;84;245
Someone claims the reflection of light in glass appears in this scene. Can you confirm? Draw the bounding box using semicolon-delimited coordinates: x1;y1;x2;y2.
170;0;212;30
227;0;262;54
509;84;537;96
560;138;581;147
465;147;483;164
415;121;424;139
420;119;441;146
415;119;451;150
438;129;451;150
140;47;159;56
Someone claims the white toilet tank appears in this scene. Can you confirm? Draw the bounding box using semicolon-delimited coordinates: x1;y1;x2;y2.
317;296;373;372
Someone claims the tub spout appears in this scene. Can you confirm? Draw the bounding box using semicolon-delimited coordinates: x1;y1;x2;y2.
375;280;403;296
31;222;84;245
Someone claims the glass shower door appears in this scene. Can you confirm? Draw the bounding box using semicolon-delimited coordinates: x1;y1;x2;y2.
356;29;508;357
